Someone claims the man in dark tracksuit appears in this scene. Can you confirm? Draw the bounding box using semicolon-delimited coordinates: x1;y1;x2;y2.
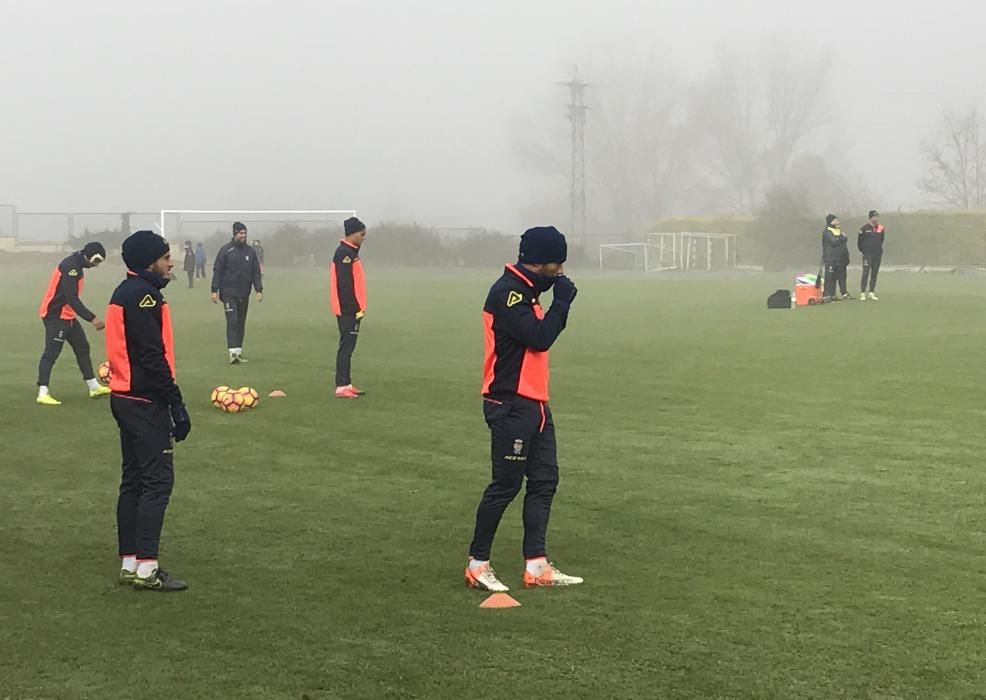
182;241;195;289
330;217;367;398
822;214;850;302
211;221;263;364
107;230;191;591
36;242;110;405
465;226;583;592
858;209;885;300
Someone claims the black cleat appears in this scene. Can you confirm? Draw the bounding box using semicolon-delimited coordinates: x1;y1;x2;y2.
133;568;188;592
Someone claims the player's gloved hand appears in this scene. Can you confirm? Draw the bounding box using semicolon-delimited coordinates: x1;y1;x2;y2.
552;275;578;306
170;403;192;442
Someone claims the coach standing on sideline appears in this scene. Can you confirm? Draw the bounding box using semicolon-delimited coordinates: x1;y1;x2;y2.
107;230;191;591
858;210;885;300
822;214;850;302
211;222;263;364
465;226;583;593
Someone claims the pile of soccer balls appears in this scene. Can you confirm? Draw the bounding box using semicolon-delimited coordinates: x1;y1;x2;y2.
97;361;113;385
211;386;260;413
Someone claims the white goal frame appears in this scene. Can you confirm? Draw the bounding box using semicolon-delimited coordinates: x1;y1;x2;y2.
599;232;737;272
158;209;357;240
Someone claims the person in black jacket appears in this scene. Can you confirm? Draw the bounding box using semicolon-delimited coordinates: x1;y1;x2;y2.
211;222;263;364
465;226;583;593
107;230;191;591
330;217;368;398
182;241;195;289
36;242;109;405
821;214;850;302
858;210;885;300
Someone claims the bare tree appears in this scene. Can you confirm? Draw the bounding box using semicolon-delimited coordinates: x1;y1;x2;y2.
692;40;830;212
919;106;986;209
586;54;687;233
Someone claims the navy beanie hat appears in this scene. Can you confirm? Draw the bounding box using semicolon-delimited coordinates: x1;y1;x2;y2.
344;217;366;236
122;230;170;271
518;226;567;264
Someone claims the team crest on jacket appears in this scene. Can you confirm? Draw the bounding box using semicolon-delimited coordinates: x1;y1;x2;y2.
513;438;524;455
506;291;524;308
68;269;78;276
343;256;352;263
138;294;157;308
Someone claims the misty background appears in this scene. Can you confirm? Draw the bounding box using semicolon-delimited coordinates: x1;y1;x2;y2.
1;0;984;243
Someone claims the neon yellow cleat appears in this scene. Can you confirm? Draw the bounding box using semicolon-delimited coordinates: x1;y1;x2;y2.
89;386;111;398
36;394;62;406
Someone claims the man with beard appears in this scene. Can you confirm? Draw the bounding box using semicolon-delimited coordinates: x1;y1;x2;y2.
211;222;263;363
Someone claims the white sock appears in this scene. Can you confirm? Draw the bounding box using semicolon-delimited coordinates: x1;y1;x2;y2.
86;378;100;391
525;557;548;575
469;558;489;572
38;386;49;398
121;555;137;572
136;560;159;578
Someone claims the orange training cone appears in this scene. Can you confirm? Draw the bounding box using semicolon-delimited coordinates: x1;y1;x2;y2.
268;390;287;397
479;593;521;609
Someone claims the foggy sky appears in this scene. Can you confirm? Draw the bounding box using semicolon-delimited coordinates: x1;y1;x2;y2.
2;0;983;236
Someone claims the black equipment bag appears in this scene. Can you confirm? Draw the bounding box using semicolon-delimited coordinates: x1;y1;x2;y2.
767;289;792;309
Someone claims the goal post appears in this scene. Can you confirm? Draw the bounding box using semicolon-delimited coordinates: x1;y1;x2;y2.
599;232;737;272
158;209;357;240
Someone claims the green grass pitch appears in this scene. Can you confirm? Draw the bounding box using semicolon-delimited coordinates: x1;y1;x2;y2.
2;262;986;699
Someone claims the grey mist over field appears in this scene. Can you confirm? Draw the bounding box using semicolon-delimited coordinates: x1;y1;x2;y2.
1;0;984;240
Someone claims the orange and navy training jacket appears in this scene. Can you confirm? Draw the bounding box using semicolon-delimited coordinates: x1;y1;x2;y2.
482;264;570;403
329;239;366;316
857;223;886;256
38;252;96;322
105;270;183;406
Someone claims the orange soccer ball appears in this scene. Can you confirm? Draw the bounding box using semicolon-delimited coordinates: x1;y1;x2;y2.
97;361;112;386
221;391;245;413
211;385;230;409
238;386;260;409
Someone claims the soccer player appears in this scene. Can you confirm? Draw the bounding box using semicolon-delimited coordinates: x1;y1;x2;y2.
211;222;263;364
36;241;110;405
194;242;207;279
821;214;850;302
858;209;885;300
330;217;367;398
465;226;583;592
106;230;191;591
182;241;195;289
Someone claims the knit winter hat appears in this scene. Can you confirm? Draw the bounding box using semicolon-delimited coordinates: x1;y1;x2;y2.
518;226;568;264
122;230;170;271
344;217;366;236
